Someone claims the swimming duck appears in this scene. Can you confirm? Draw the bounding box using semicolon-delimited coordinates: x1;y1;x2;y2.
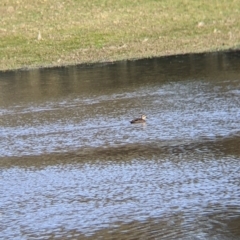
130;115;147;124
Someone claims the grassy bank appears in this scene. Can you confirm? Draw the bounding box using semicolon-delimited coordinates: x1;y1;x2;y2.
1;0;240;71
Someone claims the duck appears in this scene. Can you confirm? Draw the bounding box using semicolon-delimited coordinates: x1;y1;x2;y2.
130;115;147;124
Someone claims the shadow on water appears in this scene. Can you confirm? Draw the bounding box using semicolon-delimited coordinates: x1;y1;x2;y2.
0;50;240;106
0;51;240;239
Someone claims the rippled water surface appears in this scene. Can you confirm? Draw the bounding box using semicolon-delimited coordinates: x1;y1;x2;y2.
0;52;240;239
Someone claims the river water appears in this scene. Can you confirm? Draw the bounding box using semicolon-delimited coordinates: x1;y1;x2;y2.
0;51;240;239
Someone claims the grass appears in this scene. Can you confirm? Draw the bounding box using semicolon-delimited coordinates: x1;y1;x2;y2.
1;0;240;71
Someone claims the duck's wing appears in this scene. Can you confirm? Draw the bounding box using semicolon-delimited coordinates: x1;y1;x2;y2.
130;117;141;123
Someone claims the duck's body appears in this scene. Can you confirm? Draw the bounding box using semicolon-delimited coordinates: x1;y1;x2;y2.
130;115;147;124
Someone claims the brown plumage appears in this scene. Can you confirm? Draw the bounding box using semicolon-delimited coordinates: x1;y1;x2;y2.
130;115;147;124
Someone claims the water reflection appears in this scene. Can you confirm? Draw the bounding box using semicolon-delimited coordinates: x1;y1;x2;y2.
0;51;240;239
0;51;240;106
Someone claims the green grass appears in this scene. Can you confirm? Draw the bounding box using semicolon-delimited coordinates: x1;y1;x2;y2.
1;0;240;71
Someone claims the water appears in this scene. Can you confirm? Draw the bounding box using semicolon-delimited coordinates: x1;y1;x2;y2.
0;51;240;239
